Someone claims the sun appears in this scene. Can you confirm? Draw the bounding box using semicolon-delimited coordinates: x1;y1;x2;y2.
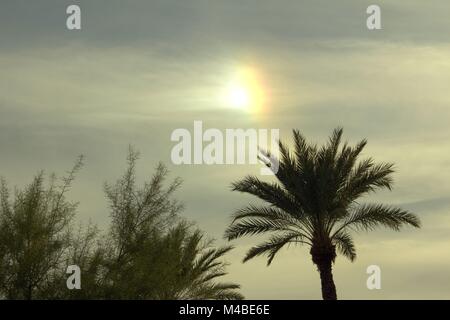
221;67;266;113
226;83;251;109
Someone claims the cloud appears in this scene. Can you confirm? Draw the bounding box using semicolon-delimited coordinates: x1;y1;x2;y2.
1;0;450;299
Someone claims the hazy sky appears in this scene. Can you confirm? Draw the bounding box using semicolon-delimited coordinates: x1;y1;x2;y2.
1;0;450;299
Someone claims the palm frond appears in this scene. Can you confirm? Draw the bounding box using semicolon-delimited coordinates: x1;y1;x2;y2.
332;231;356;261
343;162;394;204
224;217;295;240
231;176;303;216
231;205;312;236
334;203;420;236
243;232;307;265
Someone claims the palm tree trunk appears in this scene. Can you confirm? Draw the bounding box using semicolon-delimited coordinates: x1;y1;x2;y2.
310;245;337;300
316;259;337;300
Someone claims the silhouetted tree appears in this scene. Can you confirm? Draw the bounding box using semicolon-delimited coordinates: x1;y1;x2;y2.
74;147;243;300
0;157;83;299
0;148;243;300
224;128;420;300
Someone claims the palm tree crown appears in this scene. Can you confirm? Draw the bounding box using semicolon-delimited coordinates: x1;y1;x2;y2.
224;128;420;300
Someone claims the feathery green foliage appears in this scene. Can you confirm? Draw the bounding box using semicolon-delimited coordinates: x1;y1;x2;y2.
0;157;83;299
0;148;242;300
67;147;243;300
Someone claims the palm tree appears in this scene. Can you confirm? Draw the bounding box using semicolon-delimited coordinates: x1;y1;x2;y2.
150;223;244;300
224;128;420;300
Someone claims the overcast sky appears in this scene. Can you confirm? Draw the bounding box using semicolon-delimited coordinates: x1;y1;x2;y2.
1;0;450;299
